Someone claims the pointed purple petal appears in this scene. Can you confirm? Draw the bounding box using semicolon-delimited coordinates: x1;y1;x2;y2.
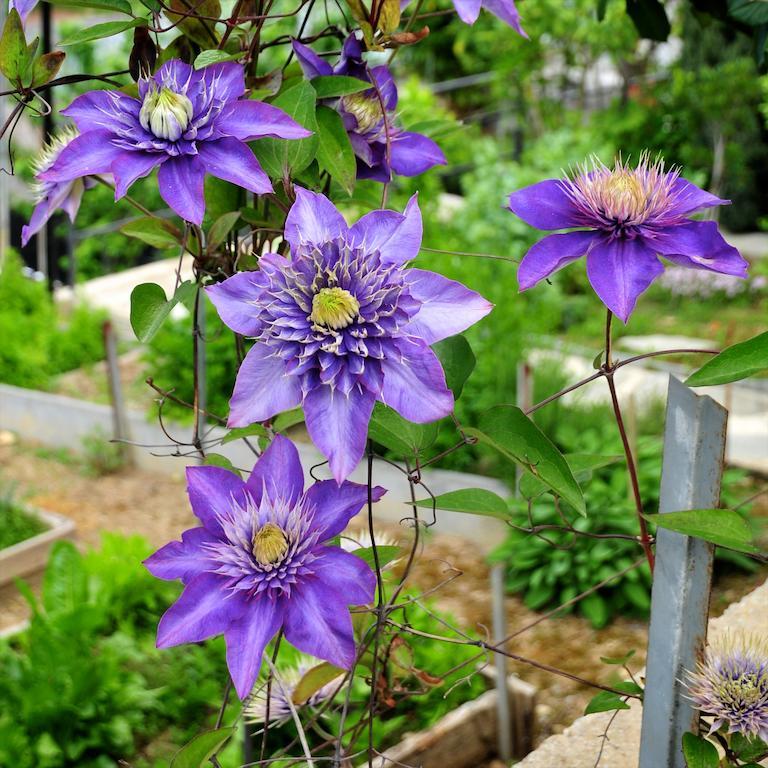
304;385;375;483
311;547;376;605
21;181;78;246
206;271;264;337
651;220;748;277
348;194;422;266
228;345;303;426
157;155;206;225
405;268;492;344
283;581;356;669
61;89;139;132
245;434;304;506
370;66;397;110
186;465;248;536
221;100;313;141
304;480;386;540
38;130;118;183
201;61;246;100
586;237;664;323
11;0;38;23
291;39;334;78
453;0;482;23
285;187;348;254
481;0;527;36
380;339;453;422
156;572;244;648
668;178;729;216
517;230;598;290
198;137;272;195
389;131;446;176
508;179;582;231
225;598;285;699
143;527;217;582
112;151;164;198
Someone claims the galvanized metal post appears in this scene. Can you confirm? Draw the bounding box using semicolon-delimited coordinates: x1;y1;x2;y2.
638;376;727;768
103;320;131;464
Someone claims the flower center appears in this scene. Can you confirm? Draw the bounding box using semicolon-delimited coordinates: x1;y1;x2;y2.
310;287;360;330
340;93;383;134
602;171;647;221
252;522;288;565
139;85;194;142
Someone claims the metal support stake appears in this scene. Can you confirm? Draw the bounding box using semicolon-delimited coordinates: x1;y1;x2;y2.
638;376;727;768
103;320;132;465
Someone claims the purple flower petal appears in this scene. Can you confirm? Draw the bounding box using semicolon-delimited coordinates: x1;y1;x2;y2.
245;434;305;507
348;194;422;266
61;89;139;132
112;151;164;199
481;0;527;36
228;344;303;426
283;580;357;670
508;179;582;231
200;61;246;101
225;598;285;699
453;0;482;23
157;155;206;224
156;572;244;648
292;39;334;78
206;271;264;337
221;100;313;141
517;230;599;290
304;480;386;540
38;130;117;183
186;464;247;535
668;178;729;216
143;527;217;582
586;236;664;322
311;547;376;605
304;385;375;484
22;180;82;246
652;220;748;278
389;131;446;176
11;0;38;23
370;66;398;111
380;339;453;422
405;268;492;344
285;188;348;255
198;137;272;195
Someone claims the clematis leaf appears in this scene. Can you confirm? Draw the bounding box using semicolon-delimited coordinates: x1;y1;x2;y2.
315;105;356;195
368;403;438;457
207;211;241;251
729;0;768;26
311;75;371;99
170;727;235;767
58;19;145;45
433;334;475;399
413;488;511;520
681;732;719;768
584;691;630;715
47;0;133;15
130;281;196;343
292;663;344;705
0;10;28;83
351;545;402;570
121;217;181;249
30;51;65;88
376;0;401;33
466;406;585;515
642;509;760;554
519;453;622;500
194;49;237;68
686;331;768;386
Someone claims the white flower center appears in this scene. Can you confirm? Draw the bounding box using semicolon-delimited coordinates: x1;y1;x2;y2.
139;85;194;141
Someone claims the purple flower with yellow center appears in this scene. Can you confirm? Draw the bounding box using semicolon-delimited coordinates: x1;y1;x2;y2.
22;127;94;247
508;154;748;322
686;633;768;742
38;60;311;225
207;188;492;482
292;35;445;182
143;436;383;700
401;0;526;35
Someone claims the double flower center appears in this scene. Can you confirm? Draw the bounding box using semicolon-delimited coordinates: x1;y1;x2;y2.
252;522;289;566
310;287;360;330
139;85;194;142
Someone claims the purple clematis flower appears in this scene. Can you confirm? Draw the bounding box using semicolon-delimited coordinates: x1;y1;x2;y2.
144;435;383;700
292;35;445;182
9;0;37;25
207;188;492;482
508;154;748;322
38;59;311;225
401;0;526;35
22;127;94;247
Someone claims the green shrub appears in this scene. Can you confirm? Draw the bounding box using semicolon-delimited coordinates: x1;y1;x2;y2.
0;484;48;550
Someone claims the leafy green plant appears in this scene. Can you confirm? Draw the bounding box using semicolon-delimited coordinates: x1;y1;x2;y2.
0;482;47;550
80;428;126;478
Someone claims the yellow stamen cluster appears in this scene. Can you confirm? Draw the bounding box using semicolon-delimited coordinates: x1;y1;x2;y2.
310;287;360;330
340;93;383;134
252;522;289;565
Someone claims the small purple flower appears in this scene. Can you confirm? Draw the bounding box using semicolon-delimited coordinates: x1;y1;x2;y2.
22;127;93;247
9;0;37;25
508;154;748;322
292;35;446;182
144;436;383;700
38;60;311;225
401;0;526;35
686;633;768;742
207;188;492;482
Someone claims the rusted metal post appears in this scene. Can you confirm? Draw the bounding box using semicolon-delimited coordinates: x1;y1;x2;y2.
638;376;727;768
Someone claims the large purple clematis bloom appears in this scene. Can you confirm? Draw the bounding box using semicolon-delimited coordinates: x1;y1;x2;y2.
38;59;311;225
207;188;492;482
508;154;748;322
292;35;445;182
144;435;383;700
401;0;526;35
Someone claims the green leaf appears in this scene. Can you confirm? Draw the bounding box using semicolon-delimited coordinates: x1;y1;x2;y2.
681;732;719;768
413;488;511;520
310;74;371;99
47;0;133;15
600;650;636;665
205;176;243;223
625;0;670;40
368;402;438;457
194;49;238;68
466;406;585;515
612;680;643;695
166;0;220;47
130;281;195;343
121;217;181;249
315;105;356;195
42;541;86;614
351;545;402;570
377;0;401;32
58;19;144;45
433;335;475;399
580;593;610;628
170;728;235;768
519;453;621;500
292;662;344;704
203;454;239;474
643;508;760;554
686;331;768;386
729;0;768;25
30;51;65;88
0;10;28;82
253;81;318;179
207;211;240;251
273;406;305;432
597;0;610;20
584;691;630;715
221;424;269;445
731;733;767;761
